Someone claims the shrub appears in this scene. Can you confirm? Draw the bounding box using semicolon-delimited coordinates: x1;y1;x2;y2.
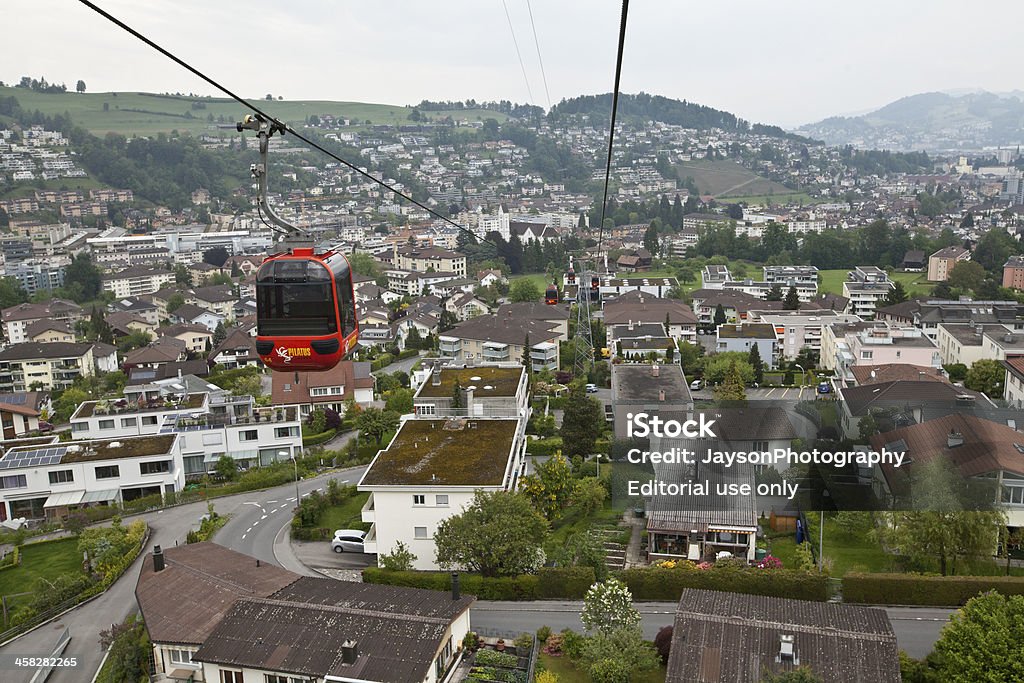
843;573;1024;606
463;631;479;651
543;633;564;655
537;567;596;598
535;672;559;683
302;428;338;447
536;625;552;644
527;437;563;457
475;649;518;667
379;541;417;571
617;563;828;602
513;632;533;652
581;578;640;635
560;629;586;660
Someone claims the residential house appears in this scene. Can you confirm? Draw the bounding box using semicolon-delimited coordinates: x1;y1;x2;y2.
902;250;927;271
610;363;692;440
597;276;678;300
1003;356;1024;407
700;264;731;289
927;245;971;282
0;400;41;440
665;589;899;683
102;265;176;298
1;299;83;345
715;324;780;368
825;323;940;384
1003;255;1024;290
136;543;474;683
25;319;75;343
123;338;188;373
187;261;220;285
170;302;225;332
445;292;489;321
439;314;561;371
358;416;527;569
192;285;237;322
838;380;988;440
476;269;506;288
842;267;894;320
0;434;180;522
389;244;467;278
849;363;948;387
603;291;698;346
108;297;160;326
495;302;571;341
160;323;214;354
0;342;113;392
747;310;862;362
209;327;261;369
871;414;1024;530
270;360;375;418
105;311;157;341
610;322;676;360
413;365;528;418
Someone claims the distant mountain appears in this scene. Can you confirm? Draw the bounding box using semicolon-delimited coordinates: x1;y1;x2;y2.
794;91;1024;151
550;92;809;141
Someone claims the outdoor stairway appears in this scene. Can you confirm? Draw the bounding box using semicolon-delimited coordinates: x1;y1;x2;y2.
592;528;627;571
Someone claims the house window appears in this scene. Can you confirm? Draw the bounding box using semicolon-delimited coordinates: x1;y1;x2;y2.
0;474;27;489
413;495;425;505
751;441;769;453
436;494;449;506
140;460;170;475
275;427;297;438
98;419;115;430
221;672;244;683
240;430;258;442
48;469;74;484
142;416;158;426
416;404;436;416
414;526;429;539
95;465;120;479
311;386;343;397
168;649;193;665
121;417;137;428
435;636;454;678
860;350;873;360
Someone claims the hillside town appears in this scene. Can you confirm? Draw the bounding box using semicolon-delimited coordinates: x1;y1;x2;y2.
1;72;1024;683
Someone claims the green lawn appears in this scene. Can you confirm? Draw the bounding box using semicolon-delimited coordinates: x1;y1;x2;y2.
319;492;371;533
539;653;666;682
765;513;892;576
0;538;85;615
818;269;934;297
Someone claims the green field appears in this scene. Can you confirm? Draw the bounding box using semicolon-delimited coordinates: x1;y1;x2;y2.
0;538;85;615
319;492;371;533
0;86;507;137
818;269;933;297
671;159;794;199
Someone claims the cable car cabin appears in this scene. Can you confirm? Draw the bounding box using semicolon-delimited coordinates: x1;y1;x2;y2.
545;284;559;305
566;267;576;284
255;248;358;371
590;275;601;301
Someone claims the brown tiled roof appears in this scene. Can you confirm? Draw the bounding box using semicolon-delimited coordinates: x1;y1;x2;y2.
136;543;299;646
604;290;697;325
665;588;899;683
870;413;1024;479
850;364;949;386
443;315;561;345
195;577;473;682
711;406;797;441
24;318;73;337
842;380;983;417
270;360;373;405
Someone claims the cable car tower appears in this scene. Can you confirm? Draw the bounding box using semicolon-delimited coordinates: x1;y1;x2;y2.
570;254;599;377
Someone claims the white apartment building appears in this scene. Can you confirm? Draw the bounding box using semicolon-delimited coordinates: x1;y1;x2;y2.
0;342;116;392
358;416;527;570
0;434;181;522
102;265;176;298
843;267;894;320
748;311;863;361
830;324;941;385
413;365;529;418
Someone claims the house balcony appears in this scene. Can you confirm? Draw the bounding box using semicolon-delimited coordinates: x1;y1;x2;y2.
362;523;378;554
439;337;460;358
482;342;510;362
361;493;375;524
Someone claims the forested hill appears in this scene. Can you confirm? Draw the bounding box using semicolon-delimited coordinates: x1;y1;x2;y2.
549;92;809;141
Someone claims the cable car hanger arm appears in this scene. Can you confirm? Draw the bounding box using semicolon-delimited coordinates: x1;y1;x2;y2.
237;114;304;239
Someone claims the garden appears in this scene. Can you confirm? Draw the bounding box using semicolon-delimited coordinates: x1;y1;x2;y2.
461;632;534;683
291;479;369;540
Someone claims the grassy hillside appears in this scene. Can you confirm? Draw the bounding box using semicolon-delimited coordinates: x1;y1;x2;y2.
670;159;795;200
0;86;507;136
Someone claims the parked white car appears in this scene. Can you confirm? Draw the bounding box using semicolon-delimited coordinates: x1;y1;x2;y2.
331;529;366;553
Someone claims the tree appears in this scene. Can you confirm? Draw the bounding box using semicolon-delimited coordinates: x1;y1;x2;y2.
76;80;86;93
63;253;103;302
930;591;1024;682
713;359;747;402
308;408;327;434
857;413;879;441
88;305;114;344
166;293;186;314
943;363;968;383
0;277;28;310
748;344;764;385
549;529;608;580
703;353;755;385
932;280;954;299
347;252;379;277
581;578;641;635
509;278;541;302
378;540;417;571
174;263;193;286
765;283;783;301
713;303;727;327
580;626;659;683
643;224;659;255
964;358;1005;397
212;321;227;348
560;383;604;458
202;247;230;268
947;260;985;294
384;388;414;415
654;625;673;665
522;333;532;374
884;280;908;306
783;286;800;310
519;451;575;519
433;490;548;577
356;407;399;445
214;454;239;481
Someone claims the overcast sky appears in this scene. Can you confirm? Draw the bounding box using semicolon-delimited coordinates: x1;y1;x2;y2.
5;1;1023;127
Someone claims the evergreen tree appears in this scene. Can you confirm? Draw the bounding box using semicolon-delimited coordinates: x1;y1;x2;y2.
643;224;660;255
560;383;603;458
783;286;800;310
766;283;783;301
713;360;747;403
748;344;764;385
523;333;532;374
451;378;464;414
212;321;227;348
713;303;727;327
884;281;908;306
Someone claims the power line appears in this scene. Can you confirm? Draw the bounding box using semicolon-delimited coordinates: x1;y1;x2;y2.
501;0;535;105
74;0;494;251
595;0;630;267
524;0;552;110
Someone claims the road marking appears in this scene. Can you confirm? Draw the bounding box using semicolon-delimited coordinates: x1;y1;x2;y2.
242;534;247;540
246;527;252;534
261;515;267;520
765;388;776;397
253;520;260;526
287;497;296;502
781;388;790;399
244;502;262;507
266;500;278;504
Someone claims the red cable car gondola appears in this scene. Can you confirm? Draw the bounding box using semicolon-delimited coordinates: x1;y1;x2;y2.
567;265;576;284
545;283;559;305
239;114;359;372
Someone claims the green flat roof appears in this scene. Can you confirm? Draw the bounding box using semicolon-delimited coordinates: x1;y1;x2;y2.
360;419;518;487
416;367;522;398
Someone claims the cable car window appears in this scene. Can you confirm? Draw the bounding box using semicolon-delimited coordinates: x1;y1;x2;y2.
256;260;338;336
335;264;356;338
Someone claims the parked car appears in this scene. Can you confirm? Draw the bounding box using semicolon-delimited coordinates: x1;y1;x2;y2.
331;529;366;553
690;379;703;391
37;421;54;433
585;383;598;393
817;382;832;394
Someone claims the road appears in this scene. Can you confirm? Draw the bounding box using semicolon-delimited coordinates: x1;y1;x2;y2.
0;466;368;683
372;351;422;377
472;602;955;660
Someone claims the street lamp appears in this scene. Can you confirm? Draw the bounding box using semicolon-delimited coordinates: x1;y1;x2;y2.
794;364;804;388
285;451;299;505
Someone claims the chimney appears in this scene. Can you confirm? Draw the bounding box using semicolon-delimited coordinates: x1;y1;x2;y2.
256;559;260;567
341;640;359;665
659;389;665;402
651;365;660;378
152;545;164;572
628;320;634;331
465;387;474;409
451;571;461;601
432;368;441;386
779;634;795;663
947;429;964;448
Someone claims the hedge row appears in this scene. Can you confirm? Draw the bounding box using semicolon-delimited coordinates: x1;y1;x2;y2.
843;573;1024;606
526;437;563;458
362;566;596;600
617;564;829;602
302;428;338;447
